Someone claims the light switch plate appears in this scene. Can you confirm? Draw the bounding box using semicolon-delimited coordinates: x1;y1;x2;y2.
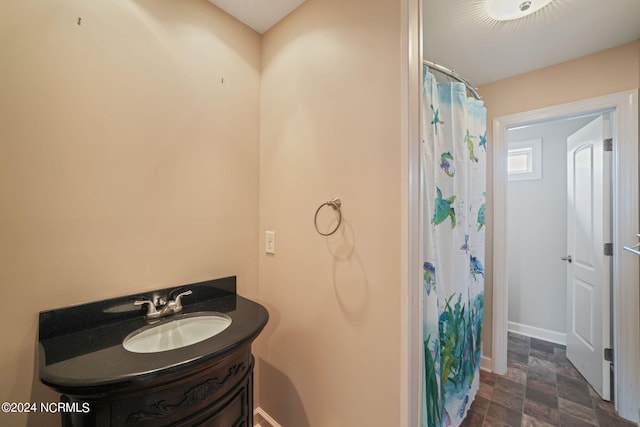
265;231;275;254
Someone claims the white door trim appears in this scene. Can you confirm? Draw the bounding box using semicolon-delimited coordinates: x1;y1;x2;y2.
492;90;639;421
400;0;422;426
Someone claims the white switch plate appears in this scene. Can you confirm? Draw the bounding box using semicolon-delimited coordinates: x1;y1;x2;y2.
265;231;275;254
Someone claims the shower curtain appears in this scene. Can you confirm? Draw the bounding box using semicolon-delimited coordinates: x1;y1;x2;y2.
421;66;486;427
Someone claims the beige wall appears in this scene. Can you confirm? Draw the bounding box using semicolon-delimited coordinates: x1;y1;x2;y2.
2;0;407;425
256;0;402;425
478;40;640;357
8;0;634;425
0;0;260;425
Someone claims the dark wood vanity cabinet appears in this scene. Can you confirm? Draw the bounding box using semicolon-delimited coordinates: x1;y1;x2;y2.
61;343;254;427
39;278;268;427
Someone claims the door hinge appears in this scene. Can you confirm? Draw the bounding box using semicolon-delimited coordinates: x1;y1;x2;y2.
604;348;614;362
604;243;613;256
604;138;613;152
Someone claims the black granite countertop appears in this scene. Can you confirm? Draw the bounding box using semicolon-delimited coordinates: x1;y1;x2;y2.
37;277;268;395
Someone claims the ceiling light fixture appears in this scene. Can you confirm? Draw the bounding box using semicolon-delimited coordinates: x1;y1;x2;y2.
485;0;554;21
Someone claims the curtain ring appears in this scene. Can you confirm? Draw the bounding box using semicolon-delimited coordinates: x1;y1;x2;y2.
314;198;342;236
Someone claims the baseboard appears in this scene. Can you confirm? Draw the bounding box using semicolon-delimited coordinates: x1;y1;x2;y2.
480;355;492;372
254;407;282;427
508;321;566;345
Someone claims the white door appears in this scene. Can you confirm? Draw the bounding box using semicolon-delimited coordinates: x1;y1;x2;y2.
565;114;612;400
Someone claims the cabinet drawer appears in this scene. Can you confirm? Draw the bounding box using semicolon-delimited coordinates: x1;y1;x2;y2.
110;345;251;426
197;386;250;427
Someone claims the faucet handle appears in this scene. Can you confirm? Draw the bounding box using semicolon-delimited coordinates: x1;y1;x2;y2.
173;290;192;312
134;300;160;318
174;289;192;302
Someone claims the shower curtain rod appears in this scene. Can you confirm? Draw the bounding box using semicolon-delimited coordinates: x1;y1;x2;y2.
423;59;482;101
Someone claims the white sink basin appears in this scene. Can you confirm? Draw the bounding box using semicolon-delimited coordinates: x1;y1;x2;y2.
123;312;232;353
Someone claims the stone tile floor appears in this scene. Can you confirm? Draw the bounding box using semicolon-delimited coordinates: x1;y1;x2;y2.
461;332;637;426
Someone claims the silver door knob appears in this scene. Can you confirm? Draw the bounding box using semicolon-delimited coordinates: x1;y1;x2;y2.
561;255;572;263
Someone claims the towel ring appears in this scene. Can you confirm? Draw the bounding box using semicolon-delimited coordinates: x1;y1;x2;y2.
314;198;342;236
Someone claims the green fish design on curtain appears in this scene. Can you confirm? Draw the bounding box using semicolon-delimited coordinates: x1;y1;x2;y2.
477;193;486;231
440;152;455;177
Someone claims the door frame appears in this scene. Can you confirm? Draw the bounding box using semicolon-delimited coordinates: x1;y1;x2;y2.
492;90;639;421
401;0;422;426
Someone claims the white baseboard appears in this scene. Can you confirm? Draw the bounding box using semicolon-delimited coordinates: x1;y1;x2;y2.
254;407;282;427
508;321;566;345
480;355;492;372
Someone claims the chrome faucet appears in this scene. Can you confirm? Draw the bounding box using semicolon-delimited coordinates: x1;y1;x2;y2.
135;289;192;320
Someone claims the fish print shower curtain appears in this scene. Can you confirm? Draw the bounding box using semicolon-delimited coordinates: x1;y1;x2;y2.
421;66;486;427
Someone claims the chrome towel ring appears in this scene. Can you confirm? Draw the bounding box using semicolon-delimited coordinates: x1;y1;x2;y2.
314;198;342;236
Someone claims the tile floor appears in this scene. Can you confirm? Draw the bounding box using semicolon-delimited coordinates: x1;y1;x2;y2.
461;332;637;427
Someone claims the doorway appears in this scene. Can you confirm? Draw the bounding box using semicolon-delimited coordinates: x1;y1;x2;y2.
506;113;613;400
491;90;640;421
506;115;602;345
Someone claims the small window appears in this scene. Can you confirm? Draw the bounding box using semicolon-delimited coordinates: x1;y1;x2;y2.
507;147;533;174
508;138;542;181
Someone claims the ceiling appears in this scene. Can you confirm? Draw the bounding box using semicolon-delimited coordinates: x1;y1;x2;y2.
423;0;640;86
208;0;639;86
208;0;307;34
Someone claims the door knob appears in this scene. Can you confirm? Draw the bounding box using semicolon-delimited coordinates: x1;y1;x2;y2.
561;255;572;263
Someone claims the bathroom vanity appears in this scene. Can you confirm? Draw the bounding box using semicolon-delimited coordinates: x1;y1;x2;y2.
38;277;268;427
